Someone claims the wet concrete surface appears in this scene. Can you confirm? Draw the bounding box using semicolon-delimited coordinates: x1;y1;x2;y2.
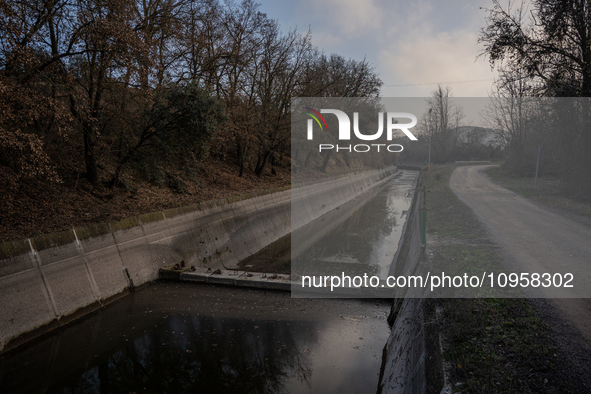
238;170;419;298
0;282;391;394
292;170;418;293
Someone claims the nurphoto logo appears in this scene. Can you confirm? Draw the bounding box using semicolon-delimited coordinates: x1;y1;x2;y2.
304;108;418;153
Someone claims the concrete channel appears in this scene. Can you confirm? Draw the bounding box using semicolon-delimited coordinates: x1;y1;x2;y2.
0;166;435;393
0;167;396;352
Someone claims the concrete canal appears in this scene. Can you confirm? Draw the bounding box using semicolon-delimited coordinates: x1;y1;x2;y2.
0;169;421;393
291;170;418;284
0;283;391;393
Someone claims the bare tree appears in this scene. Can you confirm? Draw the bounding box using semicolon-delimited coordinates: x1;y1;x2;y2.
483;69;538;171
479;0;591;96
1;0;386;186
422;85;464;163
248;25;314;176
480;1;591;192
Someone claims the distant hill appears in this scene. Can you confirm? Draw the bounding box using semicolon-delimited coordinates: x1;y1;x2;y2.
454;126;504;147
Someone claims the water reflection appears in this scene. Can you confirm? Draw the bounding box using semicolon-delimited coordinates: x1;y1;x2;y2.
46;317;312;394
0;283;389;394
293;171;418;279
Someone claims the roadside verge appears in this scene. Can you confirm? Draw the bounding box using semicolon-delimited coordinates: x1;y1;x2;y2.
424;165;587;393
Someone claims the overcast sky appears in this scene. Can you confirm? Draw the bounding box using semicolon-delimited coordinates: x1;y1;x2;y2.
258;0;499;98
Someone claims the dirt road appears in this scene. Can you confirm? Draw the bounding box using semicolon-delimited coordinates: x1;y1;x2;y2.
450;165;591;341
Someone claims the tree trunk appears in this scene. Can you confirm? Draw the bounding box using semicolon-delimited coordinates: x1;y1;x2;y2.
255;151;271;177
239;159;245;178
238;139;249;177
320;150;331;173
84;127;99;185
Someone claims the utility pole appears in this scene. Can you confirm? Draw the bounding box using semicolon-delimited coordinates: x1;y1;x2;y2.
421;184;427;246
428;108;432;172
428;135;431;173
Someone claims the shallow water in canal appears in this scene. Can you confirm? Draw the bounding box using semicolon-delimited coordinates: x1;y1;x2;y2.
292;170;418;288
0;172;421;393
0;282;390;393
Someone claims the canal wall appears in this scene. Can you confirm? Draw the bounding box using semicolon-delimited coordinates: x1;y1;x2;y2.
379;174;445;394
0;167;396;353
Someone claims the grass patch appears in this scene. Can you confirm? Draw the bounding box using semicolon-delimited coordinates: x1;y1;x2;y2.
426;166;487;240
425;165;574;393
485;165;591;218
442;298;559;393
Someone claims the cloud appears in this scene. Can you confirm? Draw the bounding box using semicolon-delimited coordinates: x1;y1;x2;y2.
308;30;344;49
302;0;384;37
379;29;497;96
270;0;499;96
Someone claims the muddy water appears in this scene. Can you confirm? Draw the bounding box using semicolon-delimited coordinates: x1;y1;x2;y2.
0;282;390;393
